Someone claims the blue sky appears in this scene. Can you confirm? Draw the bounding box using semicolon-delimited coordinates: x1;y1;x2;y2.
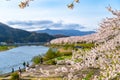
0;0;120;31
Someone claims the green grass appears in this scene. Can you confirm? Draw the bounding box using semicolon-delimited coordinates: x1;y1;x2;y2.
44;55;72;65
0;46;9;51
56;56;72;60
74;58;83;63
81;68;100;80
83;71;94;80
10;72;20;80
32;55;42;64
43;48;63;61
33;43;94;65
0;46;16;51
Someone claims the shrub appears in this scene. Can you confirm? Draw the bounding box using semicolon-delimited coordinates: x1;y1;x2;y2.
10;72;20;80
32;55;42;64
44;59;57;65
43;48;62;61
63;52;72;56
85;72;94;80
0;46;8;51
43;48;55;61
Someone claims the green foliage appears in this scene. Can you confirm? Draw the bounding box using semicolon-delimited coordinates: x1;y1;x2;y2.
43;48;62;61
56;57;65;60
74;58;83;63
56;56;72;60
0;46;15;51
32;55;42;64
44;55;72;65
10;72;20;80
44;43;94;65
43;48;55;61
85;72;94;80
45;43;94;65
82;67;100;80
62;52;72;56
83;72;94;80
75;43;95;49
63;43;74;50
0;46;8;51
44;59;56;65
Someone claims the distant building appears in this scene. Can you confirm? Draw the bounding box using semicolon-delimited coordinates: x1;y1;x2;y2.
0;42;7;45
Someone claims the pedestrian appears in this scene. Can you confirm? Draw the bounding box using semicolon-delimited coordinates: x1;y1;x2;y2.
18;67;22;77
26;62;29;67
23;61;26;68
40;57;43;64
26;65;29;72
12;68;14;73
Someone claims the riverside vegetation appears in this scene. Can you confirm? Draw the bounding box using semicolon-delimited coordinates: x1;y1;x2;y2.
1;7;120;80
0;46;16;52
32;42;94;65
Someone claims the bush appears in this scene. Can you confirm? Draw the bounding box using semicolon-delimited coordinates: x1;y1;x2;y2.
10;72;20;80
32;55;42;64
43;48;62;61
44;48;56;61
76;43;95;49
44;59;57;65
0;46;8;51
63;52;72;56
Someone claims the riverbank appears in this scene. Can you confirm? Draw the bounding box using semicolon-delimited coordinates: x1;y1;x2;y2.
0;46;49;75
0;43;96;79
0;64;63;80
0;46;16;52
0;42;102;80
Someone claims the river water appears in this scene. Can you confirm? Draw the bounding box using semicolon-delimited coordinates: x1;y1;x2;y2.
0;46;49;74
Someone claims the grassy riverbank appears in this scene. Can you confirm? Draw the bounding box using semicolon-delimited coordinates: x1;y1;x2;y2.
32;42;95;65
0;42;96;79
0;46;16;52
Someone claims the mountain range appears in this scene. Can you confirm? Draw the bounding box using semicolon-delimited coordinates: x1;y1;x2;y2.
36;29;95;36
0;22;54;43
0;22;95;43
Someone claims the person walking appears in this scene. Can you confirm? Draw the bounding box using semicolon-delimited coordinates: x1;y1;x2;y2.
26;62;29;67
40;57;43;64
23;61;26;69
12;68;14;73
18;67;22;77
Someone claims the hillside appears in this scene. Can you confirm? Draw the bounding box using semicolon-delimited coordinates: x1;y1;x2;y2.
36;29;95;36
0;22;54;43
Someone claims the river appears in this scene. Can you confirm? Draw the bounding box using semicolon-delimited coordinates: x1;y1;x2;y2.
0;46;49;75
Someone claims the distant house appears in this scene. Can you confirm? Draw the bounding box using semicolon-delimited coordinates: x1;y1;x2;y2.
0;42;7;45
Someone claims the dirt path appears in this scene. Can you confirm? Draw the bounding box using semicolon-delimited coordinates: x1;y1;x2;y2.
22;64;71;78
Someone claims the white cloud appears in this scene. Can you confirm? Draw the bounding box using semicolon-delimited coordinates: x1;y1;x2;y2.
7;20;86;31
0;0;119;31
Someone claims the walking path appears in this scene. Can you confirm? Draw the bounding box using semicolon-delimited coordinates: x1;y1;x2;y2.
22;64;71;78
